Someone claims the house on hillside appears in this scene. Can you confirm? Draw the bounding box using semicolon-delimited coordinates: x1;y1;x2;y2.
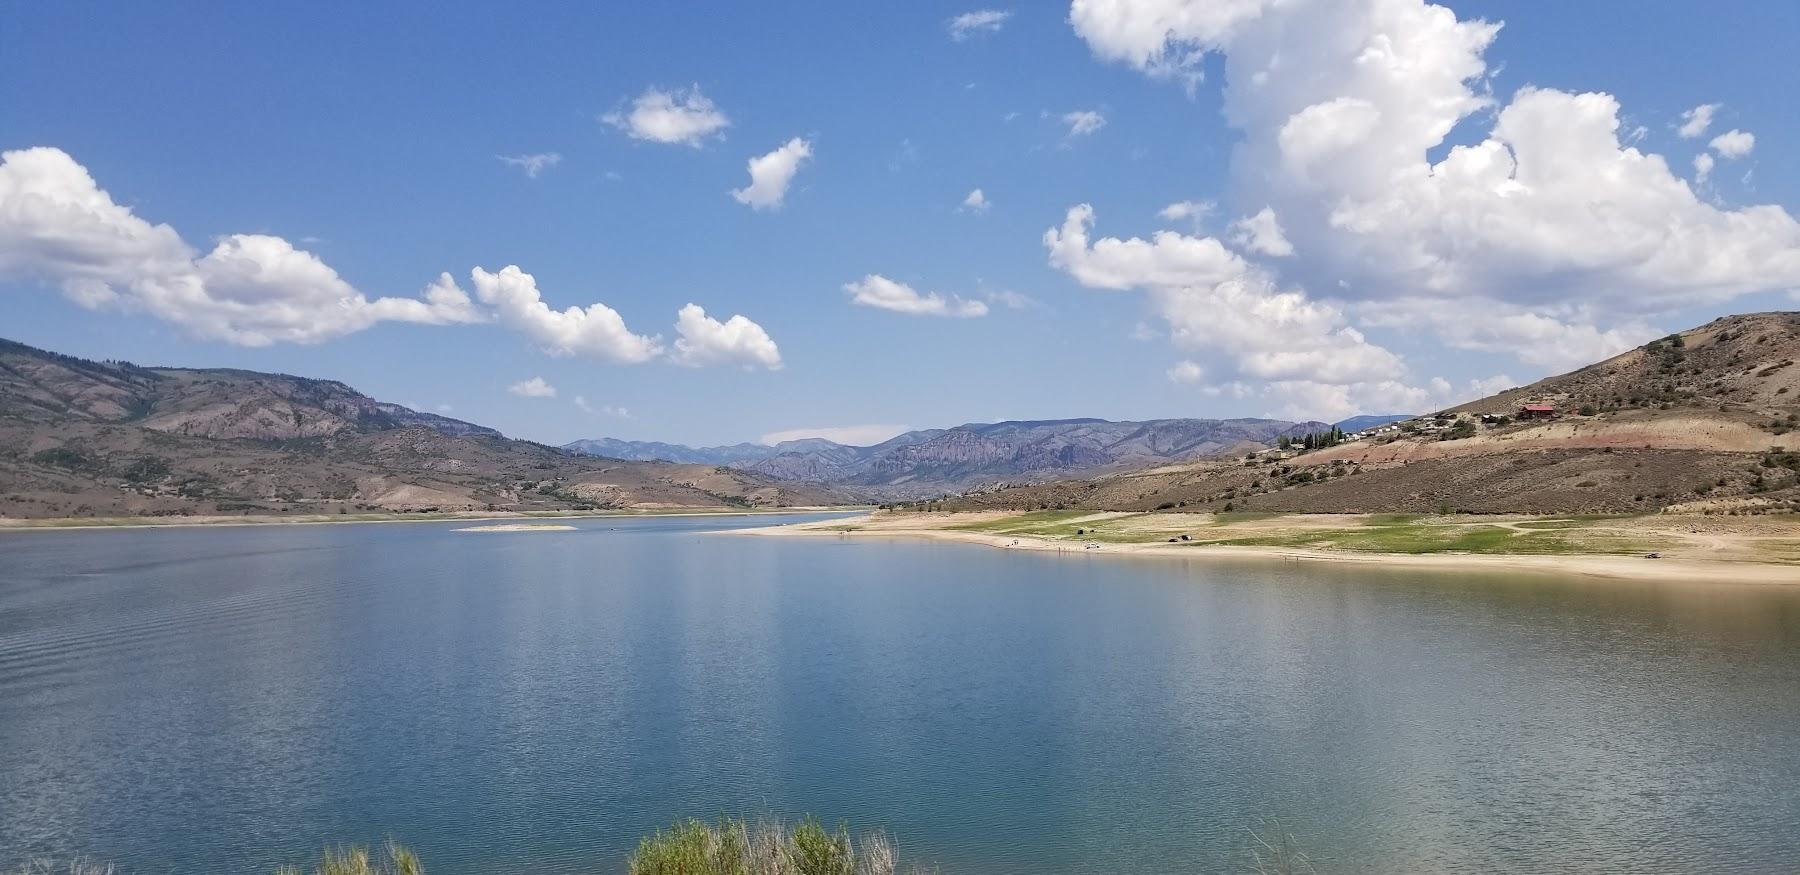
1519;404;1557;419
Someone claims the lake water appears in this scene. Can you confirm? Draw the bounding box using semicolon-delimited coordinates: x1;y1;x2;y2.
1;513;1798;873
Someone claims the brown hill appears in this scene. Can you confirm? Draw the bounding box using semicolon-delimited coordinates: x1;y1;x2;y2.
934;313;1800;516
0;339;847;519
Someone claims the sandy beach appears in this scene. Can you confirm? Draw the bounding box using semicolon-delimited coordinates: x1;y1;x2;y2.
729;510;1800;585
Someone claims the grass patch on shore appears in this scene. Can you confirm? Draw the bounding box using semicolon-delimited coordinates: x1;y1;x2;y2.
945;509;1096;534
629;817;924;875
1199;519;1648;556
948;511;1210;542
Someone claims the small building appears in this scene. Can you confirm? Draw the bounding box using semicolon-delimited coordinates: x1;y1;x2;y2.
1519;404;1556;419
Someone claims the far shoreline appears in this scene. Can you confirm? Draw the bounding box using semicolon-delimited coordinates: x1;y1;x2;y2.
0;505;868;534
725;511;1800;586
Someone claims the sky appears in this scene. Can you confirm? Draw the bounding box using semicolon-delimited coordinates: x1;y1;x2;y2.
3;1;1799;447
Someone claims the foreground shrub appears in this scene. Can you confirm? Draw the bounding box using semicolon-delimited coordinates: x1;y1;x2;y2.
274;843;422;875
628;817;919;875
11;814;1313;873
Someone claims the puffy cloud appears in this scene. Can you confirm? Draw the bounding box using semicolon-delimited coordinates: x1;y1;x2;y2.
844;274;989;317
1069;0;1266;83
1710;129;1755;159
508;376;557;398
0;148;785;371
1068;0;1800;366
603;86;729;146
468;265;663;363
1158;199;1214;222
762;424;910;446
1166;360;1205;383
1062;110;1108;137
670;303;783;369
960;188;991;212
731;137;812;210
1466;373;1517;398
1360;298;1654;370
1677;103;1719;139
1694;152;1715;185
496;153;561;178
0;147;482;346
1227;207;1294;257
948;9;1012;40
1047;205;1411;394
1046;203;1248;291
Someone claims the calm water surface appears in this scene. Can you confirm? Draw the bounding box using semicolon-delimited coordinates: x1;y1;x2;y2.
1;513;1798;873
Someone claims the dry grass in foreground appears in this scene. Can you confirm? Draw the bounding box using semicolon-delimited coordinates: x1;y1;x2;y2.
628;817;923;875
8;817;1319;874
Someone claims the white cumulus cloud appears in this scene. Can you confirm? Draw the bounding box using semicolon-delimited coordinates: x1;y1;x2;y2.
731;138;812;210
1694;152;1716;185
948;9;1012;40
496;153;561;178
0;147;483;346
467;265;663;363
961;188;991;212
0;147;788;372
670;303;783;369
1709;129;1755;159
844;274;989;318
1069;0;1800;374
1227;207;1294;257
1166;360;1205;383
1677;103;1719;139
1062;110;1108;137
1158;199;1214;222
603;86;730;146
1046;204;1407;387
508;376;557;398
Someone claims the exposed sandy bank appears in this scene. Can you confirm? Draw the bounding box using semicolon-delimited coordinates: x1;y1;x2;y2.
728;511;1800;585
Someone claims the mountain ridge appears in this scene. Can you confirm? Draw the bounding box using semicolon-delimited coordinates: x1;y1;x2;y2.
568;417;1330;500
0;337;847;518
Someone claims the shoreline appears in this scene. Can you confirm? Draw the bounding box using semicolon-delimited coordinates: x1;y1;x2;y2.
0;506;866;534
728;513;1800;585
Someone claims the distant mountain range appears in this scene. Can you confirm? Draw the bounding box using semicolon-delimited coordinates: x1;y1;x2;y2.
0;334;1444;518
0;338;847;518
569;417;1347;500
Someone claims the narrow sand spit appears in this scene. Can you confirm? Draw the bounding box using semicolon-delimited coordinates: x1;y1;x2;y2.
725;512;1800;585
452;524;579;533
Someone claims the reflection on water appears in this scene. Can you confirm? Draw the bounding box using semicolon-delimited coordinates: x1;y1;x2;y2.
2;514;1797;873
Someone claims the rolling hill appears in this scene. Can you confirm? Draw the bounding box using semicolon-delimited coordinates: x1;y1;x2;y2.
0;338;848;519
931;313;1800;516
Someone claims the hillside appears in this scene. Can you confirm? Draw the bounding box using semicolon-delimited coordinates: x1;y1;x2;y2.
932;313;1800;516
569;418;1326;500
0;339;847;519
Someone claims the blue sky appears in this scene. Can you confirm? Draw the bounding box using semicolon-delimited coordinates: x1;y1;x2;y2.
3;1;1798;445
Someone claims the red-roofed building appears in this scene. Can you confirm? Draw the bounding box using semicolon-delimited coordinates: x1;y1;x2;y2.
1519;404;1556;419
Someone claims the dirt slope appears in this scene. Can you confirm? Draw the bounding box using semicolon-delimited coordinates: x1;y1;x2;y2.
935;313;1800;516
0;338;847;518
